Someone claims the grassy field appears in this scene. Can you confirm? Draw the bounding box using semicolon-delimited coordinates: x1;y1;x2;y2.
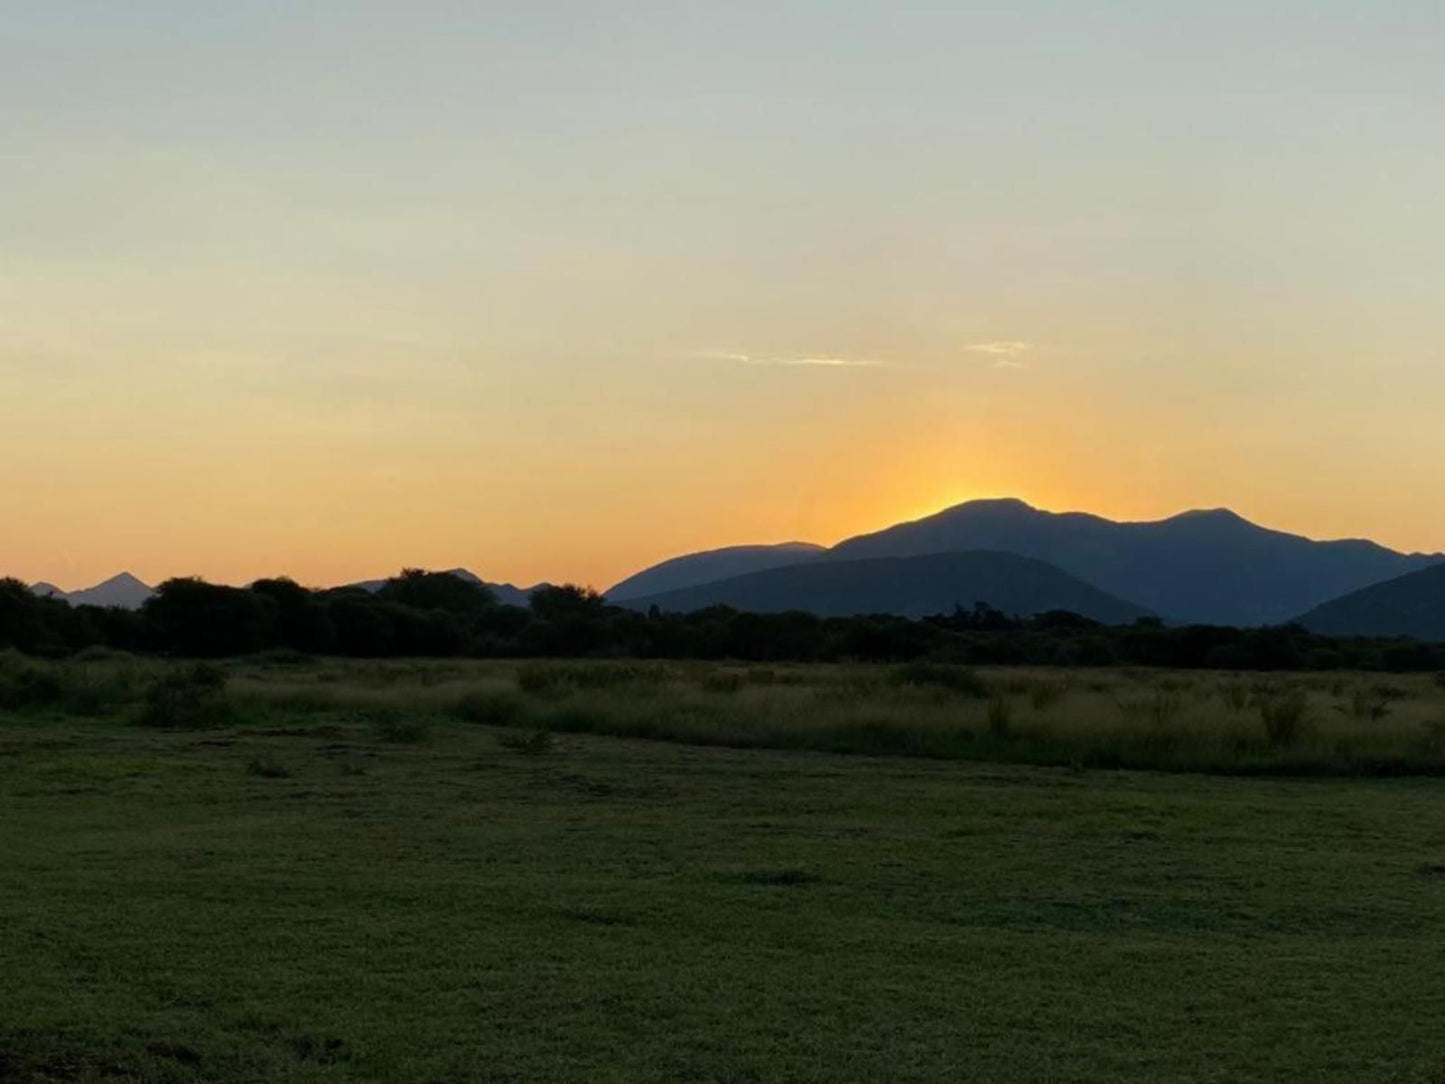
6;656;1445;1081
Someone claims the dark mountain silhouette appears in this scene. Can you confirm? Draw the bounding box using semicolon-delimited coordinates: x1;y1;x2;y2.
1297;564;1445;640
606;542;825;601
826;499;1441;625
33;573;155;610
617;550;1152;623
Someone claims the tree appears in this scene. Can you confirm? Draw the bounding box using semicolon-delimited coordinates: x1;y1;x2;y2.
144;578;277;657
378;570;496;615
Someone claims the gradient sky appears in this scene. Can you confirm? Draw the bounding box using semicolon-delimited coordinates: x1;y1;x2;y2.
5;2;1443;591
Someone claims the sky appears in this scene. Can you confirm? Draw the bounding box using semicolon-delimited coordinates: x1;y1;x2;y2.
4;1;1443;591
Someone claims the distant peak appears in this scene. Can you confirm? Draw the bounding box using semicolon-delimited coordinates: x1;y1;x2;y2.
942;497;1040;516
972;497;1036;508
1168;508;1251;525
105;572;150;586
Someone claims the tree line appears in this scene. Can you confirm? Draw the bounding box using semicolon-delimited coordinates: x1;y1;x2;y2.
2;570;1443;672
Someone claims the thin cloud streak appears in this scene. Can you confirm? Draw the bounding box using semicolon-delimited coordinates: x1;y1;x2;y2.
968;341;1033;358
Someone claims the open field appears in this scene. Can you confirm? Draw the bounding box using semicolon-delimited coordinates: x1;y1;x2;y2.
8;651;1445;776
6;657;1445;1081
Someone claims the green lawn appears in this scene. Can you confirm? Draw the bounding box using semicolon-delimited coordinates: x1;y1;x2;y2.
4;709;1445;1082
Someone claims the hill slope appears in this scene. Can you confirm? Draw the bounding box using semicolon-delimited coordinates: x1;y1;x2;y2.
618;550;1151;623
1297;564;1445;640
606;543;825;601
829;499;1441;625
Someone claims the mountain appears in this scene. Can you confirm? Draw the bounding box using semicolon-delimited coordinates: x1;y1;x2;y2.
1297;564;1445;640
442;568;546;608
606;542;825;601
827;499;1442;626
34;573;155;610
617;550;1152;624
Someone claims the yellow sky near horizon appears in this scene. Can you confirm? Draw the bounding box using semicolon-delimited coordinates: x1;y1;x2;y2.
4;3;1442;592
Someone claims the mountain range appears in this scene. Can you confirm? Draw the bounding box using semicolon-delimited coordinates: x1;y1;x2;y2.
608;499;1444;632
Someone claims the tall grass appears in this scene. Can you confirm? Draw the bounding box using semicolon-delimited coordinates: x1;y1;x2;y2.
12;654;1445;776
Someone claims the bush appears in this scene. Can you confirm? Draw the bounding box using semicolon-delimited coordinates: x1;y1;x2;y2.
517;662;666;695
0;658;64;711
498;728;555;755
244;648;319;668
701;671;745;695
246;757;291;779
1258;688;1309;747
891;662;989;697
1117;689;1184;728
372;712;430;744
59;665;137;717
138;664;234;729
452;691;526;727
987;696;1014;737
1028;679;1068;712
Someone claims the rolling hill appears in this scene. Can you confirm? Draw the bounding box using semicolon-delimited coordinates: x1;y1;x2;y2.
616;549;1152;623
1296;564;1445;640
607;499;1440;625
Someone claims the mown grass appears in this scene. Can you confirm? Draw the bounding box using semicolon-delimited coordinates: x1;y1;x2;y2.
5;700;1445;1081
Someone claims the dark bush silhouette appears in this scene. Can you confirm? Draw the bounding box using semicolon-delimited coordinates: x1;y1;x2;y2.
379;569;496;615
145;579;276;657
138;664;234;729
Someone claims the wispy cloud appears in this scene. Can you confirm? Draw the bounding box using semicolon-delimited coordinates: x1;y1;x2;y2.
968;341;1032;358
968;341;1033;370
695;350;884;369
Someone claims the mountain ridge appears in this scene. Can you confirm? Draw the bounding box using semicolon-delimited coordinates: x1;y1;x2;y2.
617;549;1152;624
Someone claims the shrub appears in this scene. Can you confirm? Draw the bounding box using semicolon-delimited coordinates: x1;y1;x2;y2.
137;665;234;729
1342;684;1398;722
1219;683;1251;713
371;712;430;744
498;728;555;755
244;648;319;668
1116;689;1183;728
452;691;526;727
1258;689;1309;747
0;659;64;711
59;666;137;717
891;662;989;697
516;662;668;696
701;671;745;695
1028;679;1068;712
987;696;1014;737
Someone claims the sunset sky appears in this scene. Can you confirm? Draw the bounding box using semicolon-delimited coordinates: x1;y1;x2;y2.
5;2;1443;591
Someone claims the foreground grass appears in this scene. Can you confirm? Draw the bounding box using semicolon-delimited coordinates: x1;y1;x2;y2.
5;708;1445;1082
